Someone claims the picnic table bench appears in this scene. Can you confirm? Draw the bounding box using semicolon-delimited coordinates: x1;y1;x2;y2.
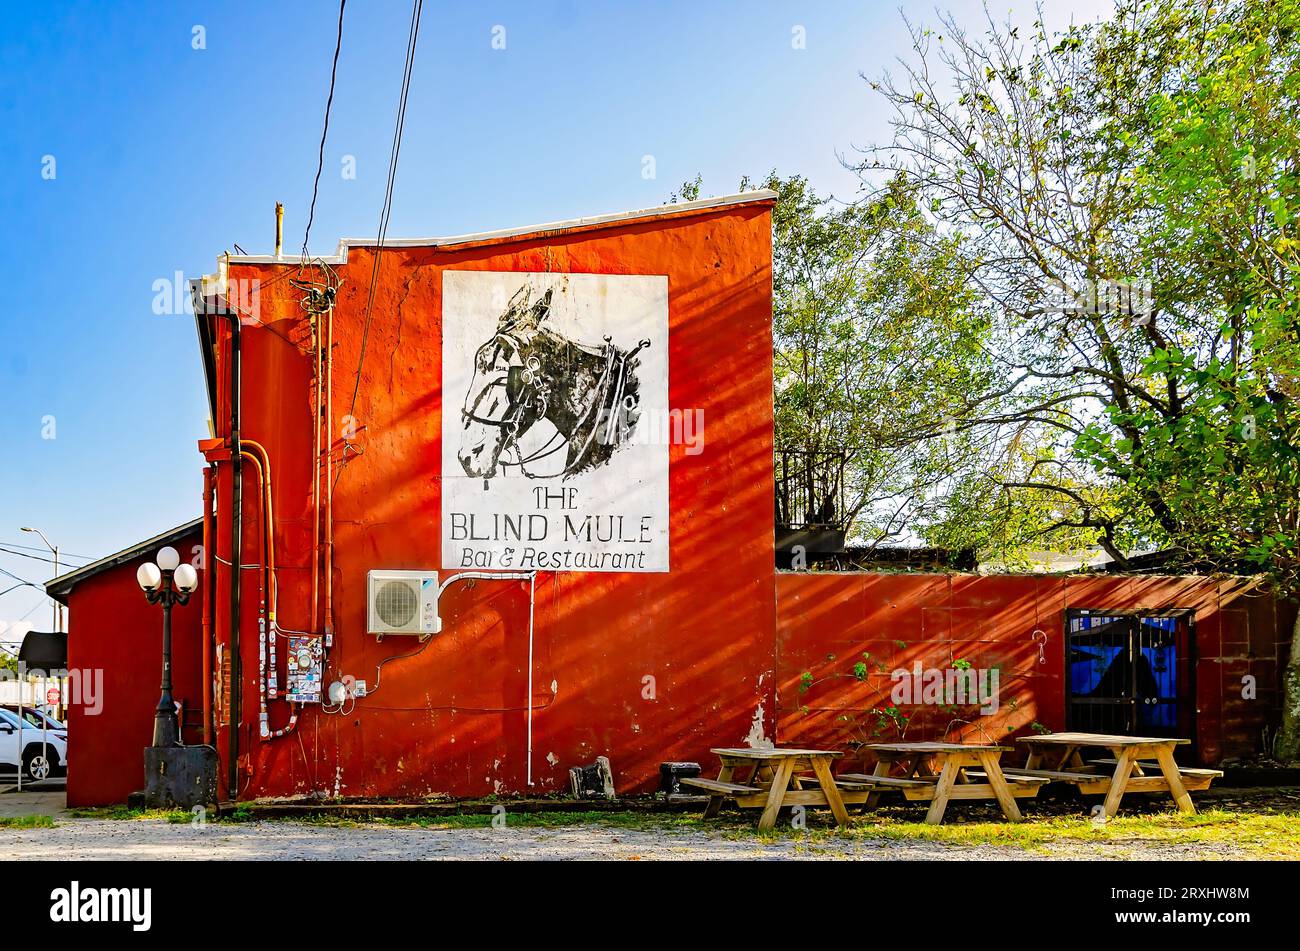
853;742;1048;824
1017;732;1221;817
682;747;852;831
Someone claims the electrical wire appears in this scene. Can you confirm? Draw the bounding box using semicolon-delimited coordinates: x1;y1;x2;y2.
12;601;44;624
212;556;265;569
302;0;347;259
0;566;39;588
347;0;423;422
0;541;94;560
0;547;87;568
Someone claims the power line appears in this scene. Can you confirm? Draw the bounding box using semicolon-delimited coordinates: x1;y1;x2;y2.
0;547;87;568
0;565;41;587
348;0;423;421
0;540;93;560
14;600;44;624
303;0;348;258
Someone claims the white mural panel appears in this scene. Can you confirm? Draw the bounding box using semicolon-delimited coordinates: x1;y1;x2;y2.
442;271;669;572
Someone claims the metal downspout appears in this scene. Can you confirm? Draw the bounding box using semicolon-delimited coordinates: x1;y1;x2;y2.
226;309;243;798
202;465;215;746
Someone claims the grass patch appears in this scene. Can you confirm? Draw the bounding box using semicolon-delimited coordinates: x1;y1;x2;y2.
0;815;55;829
67;806;193;823
259;809;703;831
62;796;1300;858
248;804;1300;857
752;807;1300;857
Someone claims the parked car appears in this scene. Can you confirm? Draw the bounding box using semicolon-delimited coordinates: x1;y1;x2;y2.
0;707;67;781
0;704;66;733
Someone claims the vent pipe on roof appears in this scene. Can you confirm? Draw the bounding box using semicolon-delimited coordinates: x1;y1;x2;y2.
274;202;284;259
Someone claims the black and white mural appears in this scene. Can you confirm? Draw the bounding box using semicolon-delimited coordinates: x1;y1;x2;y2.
442;271;669;572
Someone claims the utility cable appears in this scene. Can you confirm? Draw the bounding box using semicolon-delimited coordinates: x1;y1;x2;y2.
303;0;348;258
347;0;423;421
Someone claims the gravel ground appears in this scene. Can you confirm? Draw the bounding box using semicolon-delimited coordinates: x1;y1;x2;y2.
0;817;1267;861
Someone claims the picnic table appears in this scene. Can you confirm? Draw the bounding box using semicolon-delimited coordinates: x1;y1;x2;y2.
1015;732;1222;817
846;741;1048;824
682;747;851;830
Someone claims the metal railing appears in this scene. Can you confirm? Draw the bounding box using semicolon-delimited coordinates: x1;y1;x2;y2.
775;447;848;530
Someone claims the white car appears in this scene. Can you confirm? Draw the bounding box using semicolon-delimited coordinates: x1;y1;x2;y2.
0;707;67;782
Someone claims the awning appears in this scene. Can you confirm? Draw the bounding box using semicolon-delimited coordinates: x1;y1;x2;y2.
17;630;67;669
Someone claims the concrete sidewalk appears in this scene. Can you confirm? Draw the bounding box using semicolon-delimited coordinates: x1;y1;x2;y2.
0;786;67;819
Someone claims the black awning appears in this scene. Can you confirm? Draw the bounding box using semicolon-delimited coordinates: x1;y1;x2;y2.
17;630;67;669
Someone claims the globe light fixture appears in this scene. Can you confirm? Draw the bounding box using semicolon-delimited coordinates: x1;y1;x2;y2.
174;563;199;593
136;546;195;748
137;562;162;591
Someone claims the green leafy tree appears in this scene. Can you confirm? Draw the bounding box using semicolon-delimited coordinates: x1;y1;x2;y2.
758;171;996;545
670;172;996;546
1088;0;1300;756
864;0;1300;758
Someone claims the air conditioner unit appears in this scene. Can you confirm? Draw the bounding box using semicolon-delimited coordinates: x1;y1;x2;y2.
367;570;442;638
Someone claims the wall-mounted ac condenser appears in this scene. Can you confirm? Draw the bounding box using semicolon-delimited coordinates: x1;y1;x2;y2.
366;570;441;638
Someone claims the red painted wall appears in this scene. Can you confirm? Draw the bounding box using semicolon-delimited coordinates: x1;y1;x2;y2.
63;528;206;807
776;572;1289;770
208;199;778;799
183;194;1292;806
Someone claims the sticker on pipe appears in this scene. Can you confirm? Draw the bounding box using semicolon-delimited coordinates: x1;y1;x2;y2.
442;271;669;572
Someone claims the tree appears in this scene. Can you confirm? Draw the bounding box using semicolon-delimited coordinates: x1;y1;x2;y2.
863;0;1300;758
1093;0;1300;756
756;171;999;546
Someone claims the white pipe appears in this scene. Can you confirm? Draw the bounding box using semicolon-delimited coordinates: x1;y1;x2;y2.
15;668;21;792
40;675;47;782
527;574;535;786
435;570;536;598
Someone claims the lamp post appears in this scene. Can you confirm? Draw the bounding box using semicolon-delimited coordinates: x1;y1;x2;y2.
20;526;60;631
136;546;198;748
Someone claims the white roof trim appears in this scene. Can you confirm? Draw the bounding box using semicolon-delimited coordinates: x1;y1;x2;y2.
222;189;778;266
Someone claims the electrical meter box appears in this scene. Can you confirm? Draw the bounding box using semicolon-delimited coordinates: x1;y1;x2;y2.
285;635;324;704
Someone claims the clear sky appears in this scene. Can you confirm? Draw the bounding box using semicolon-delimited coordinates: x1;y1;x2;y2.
0;0;1114;646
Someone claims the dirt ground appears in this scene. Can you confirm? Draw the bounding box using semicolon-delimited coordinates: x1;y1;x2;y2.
0;815;1265;861
3;786;1297;861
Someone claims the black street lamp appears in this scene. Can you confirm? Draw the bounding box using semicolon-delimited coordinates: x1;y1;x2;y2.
136;546;198;748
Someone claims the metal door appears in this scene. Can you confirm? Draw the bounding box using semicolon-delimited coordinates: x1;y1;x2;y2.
1065;610;1195;754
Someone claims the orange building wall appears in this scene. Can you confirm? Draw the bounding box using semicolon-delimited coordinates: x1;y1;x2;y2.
191;195;1290;805
776;572;1288;771
207;199;777;799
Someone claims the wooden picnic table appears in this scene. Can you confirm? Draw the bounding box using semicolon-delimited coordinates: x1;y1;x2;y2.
851;741;1047;824
1016;732;1222;817
683;747;851;831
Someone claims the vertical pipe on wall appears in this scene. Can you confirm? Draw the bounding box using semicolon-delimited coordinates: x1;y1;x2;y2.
323;304;335;644
225;308;243;798
240;450;268;737
201;465;215;746
240;440;278;700
310;313;322;636
527;573;536;786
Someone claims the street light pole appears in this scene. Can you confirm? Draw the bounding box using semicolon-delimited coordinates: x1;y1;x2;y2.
19;526;60;631
137;547;197;748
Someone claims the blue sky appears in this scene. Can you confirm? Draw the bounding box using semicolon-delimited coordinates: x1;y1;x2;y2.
0;0;1113;641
